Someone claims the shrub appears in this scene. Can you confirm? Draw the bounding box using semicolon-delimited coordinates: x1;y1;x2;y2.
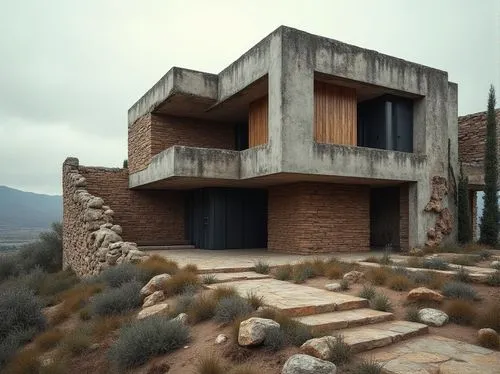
311;258;326;275
245;291;264;309
324;264;344;279
454;266;472;283
0;253;21;282
2;348;40;374
423;258;449;270
162;271;201;296
263;326;286;351
486;271;500;286
38;268;80;297
441;281;478;300
354;359;383;374
371;293;393;312
50;283;103;325
202;274;217;284
492;263;500;270
90;315;129;341
478;330;500;349
195;354;224;374
406;257;423;268
358;284;376;300
444;299;476;325
293;262;315;280
108;316;190;370
183;264;198;273
364;256;379;263
93;263;147;288
327;334;352;365
339;278;350;291
478;250;492;260
90;280;142;316
275;265;293;280
137;255;179;277
406;307;420;322
253;260;270;274
379;251;392;265
292;271;307;284
450;255;478;266
79;308;91;321
33;328;64;352
426;272;447;290
214;296;253;324
58;328;92;357
187;294;217;323
172;292;196;316
475;302;500;331
366;267;390;286
388;275;414;291
212;286;238;301
409;271;432;285
257;308;312;346
393;266;410;276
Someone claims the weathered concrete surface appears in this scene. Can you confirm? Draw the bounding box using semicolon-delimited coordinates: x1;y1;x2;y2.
359;335;500;374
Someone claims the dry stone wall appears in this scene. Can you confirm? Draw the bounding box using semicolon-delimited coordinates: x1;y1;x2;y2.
424;176;453;247
63;157;149;276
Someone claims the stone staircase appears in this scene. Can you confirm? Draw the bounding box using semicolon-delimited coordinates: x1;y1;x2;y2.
207;275;428;354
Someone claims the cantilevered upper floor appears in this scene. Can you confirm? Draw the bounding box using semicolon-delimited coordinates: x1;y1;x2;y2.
127;26;457;189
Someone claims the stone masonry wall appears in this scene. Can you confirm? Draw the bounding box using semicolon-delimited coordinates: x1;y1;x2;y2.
268;182;370;253
128;113;236;173
63;157;185;277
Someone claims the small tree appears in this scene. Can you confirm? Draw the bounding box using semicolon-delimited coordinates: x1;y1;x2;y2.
123;159;128;168
457;164;472;243
479;85;499;245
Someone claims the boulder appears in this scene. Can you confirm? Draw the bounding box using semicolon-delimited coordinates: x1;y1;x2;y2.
238;317;280;346
300;336;336;361
172;313;188;326
126;249;149;264
418;308;448;327
478;328;499;344
110;225;122;235
120;242;138;255
137;302;170;320
407;287;444;303
87;197;104;209
343;271;365;284
491;261;500;269
83;208;103;222
215;334;228;344
281;354;336;374
93;227;122;249
140;273;171;297
142;290;165;308
100;223;113;229
104;209;114;216
324;283;341;292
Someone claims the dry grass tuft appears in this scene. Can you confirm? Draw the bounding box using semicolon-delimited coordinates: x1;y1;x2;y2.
187;294;217;323
3;348;40;374
33;328;64;352
91;315;130;341
406;257;424;268
182;264;199;274
387;274;414;291
161;270;201;296
212;286;238;302
324;264;344;279
245;291;264;309
195;353;225;374
366;267;391;286
274;264;293;280
475;302;500;332
137;255;179;276
444;299;477;325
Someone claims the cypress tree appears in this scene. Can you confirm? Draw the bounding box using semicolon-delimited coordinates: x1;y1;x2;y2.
479;85;498;245
457;163;472;243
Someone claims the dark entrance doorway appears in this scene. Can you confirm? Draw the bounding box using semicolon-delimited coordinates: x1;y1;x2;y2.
370;186;400;250
185;188;267;250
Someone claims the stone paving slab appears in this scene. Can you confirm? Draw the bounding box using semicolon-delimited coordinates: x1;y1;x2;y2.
359;335;500;374
207;278;368;316
337;321;428;353
293;309;394;335
203;271;270;283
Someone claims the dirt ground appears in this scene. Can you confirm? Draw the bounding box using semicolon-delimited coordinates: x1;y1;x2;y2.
305;276;500;345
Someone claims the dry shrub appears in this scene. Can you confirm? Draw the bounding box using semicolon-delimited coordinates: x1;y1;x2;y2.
444;300;477;325
364;256;379;263
91;315;129;341
183;264;199;274
3;348;40;374
33;328;64;352
406;306;420;322
442;281;478;300
477;331;500;349
245;291;264;309
188;294;217;323
426;272;447;290
195;353;225;374
370;293;393;312
212;286;238;302
324;264;344;279
327;334;352;365
274;264;293;280
311;258;327;275
366;267;391;286
137;255;179;276
253;260;270;274
50;283;104;325
58;328;92;357
388;274;414;291
214;296;253;324
162;270;201;296
257;308;311;346
406;257;423;268
475;302;500;331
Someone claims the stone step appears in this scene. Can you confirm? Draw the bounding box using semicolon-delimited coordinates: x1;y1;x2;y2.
207;278;368;317
336;321;429;353
293;309;394;335
202;272;270;283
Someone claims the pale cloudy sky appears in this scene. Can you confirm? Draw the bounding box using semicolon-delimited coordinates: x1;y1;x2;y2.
0;0;499;195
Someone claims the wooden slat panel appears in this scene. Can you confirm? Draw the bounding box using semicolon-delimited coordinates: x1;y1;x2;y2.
248;96;269;148
314;81;357;145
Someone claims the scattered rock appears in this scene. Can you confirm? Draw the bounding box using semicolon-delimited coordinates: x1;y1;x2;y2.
300;336;336;361
407;287;444;303
215;334;228;344
418;308;449;327
172;313;188;326
324;283;341;292
238;317;280;346
478;328;499;343
89;343;100;351
137;302;170;320
140;273;171;297
142;290;165;308
343;271;365;284
281;354;337;374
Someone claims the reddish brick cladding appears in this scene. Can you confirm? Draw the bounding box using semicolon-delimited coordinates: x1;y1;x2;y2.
399;184;409;250
79;167;185;245
268;182;370;253
128;113;236;174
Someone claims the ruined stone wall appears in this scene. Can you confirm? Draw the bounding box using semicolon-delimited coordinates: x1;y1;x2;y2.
128;113;236;174
268;182;370;253
62;157;185;277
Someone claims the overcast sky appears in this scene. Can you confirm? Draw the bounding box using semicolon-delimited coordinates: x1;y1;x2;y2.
0;0;499;195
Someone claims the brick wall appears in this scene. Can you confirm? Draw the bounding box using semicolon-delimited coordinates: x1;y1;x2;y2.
400;184;409;250
268;182;370;253
128;113;236;173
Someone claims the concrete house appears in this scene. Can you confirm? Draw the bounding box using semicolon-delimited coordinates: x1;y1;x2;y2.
63;26;460;273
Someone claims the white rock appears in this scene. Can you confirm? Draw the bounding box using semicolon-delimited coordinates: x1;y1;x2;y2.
215;334;228;344
324;283;341;292
238;317;280;346
142;290;165;308
300;336;337;360
137;302;169;320
418;308;449;327
343;271;365;284
281;354;337;374
172;313;189;326
491;261;500;269
140;273;171;297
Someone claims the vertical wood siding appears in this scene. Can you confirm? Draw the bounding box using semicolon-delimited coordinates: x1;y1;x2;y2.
248;96;269;147
314;81;357;145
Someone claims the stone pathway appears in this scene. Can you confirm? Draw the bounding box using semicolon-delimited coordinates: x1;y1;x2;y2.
359;335;500;373
203;271;270;283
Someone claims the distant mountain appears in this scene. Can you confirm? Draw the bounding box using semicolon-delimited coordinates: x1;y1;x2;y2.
0;185;62;230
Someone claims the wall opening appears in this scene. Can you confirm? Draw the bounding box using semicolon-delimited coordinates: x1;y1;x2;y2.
248;96;268;148
370;186;401;250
